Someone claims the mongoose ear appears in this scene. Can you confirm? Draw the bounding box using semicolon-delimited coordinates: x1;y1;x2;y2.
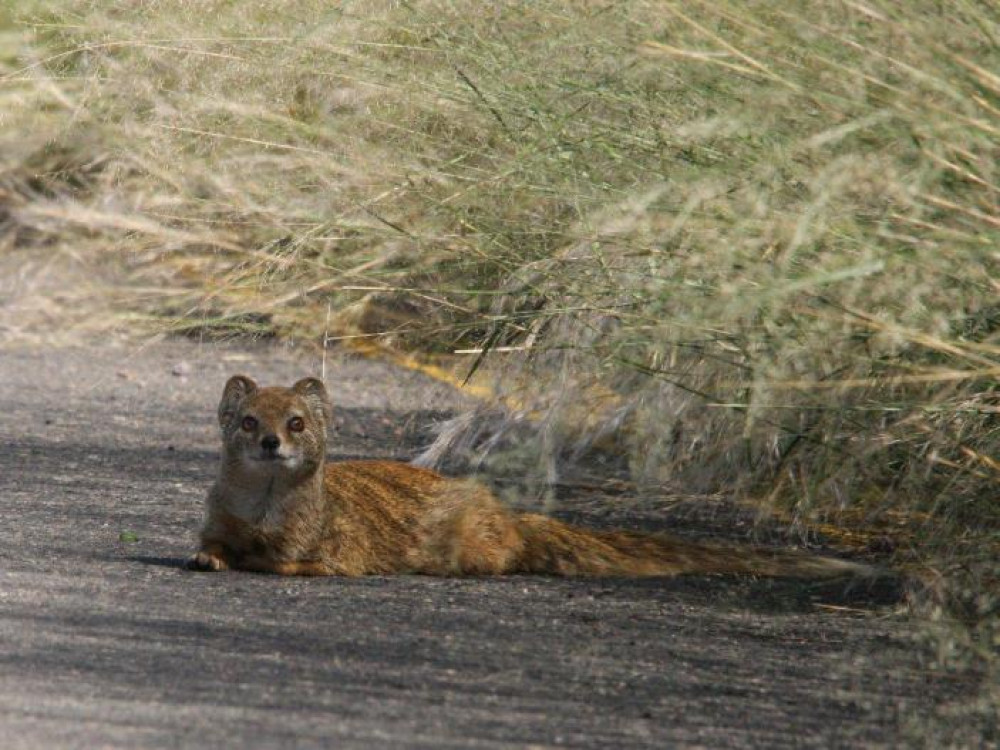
292;377;331;424
218;375;258;429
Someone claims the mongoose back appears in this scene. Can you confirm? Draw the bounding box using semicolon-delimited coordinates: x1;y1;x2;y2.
187;375;872;578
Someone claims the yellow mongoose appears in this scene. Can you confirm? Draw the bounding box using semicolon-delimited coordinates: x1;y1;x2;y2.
187;375;871;578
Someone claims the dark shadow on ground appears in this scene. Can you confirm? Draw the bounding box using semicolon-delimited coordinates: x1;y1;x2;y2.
129;555;189;569
126;555;907;614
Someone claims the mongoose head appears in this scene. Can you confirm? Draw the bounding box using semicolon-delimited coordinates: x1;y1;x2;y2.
216;375;331;477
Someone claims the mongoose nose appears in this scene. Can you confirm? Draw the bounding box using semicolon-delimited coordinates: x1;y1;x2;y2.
261;434;280;452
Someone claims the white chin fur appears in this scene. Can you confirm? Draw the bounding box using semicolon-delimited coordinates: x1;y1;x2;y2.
244;454;300;470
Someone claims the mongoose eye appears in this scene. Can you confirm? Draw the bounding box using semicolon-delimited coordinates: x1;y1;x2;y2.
288;416;305;433
241;415;258;432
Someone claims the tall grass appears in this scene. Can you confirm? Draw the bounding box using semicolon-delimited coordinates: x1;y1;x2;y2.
2;0;998;694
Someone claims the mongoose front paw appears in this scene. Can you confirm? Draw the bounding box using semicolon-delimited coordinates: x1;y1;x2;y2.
185;551;229;572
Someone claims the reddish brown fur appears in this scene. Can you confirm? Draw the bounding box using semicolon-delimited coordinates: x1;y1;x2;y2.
188;376;871;579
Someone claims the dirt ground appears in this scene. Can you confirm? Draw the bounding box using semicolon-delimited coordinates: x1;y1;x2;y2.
0;342;986;748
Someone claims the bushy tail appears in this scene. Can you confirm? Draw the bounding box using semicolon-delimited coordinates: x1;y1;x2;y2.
514;513;873;579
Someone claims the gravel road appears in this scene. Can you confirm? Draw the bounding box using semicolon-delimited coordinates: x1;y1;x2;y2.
0;342;984;748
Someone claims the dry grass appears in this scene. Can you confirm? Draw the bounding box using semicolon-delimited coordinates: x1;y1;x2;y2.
2;0;999;725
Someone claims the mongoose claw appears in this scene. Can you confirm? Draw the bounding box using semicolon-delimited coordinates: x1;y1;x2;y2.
185;551;229;572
